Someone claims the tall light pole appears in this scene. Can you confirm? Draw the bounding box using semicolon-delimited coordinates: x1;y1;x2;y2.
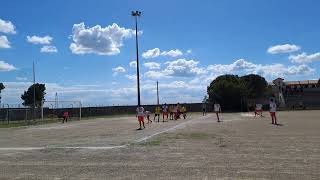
132;10;142;107
33;61;36;121
157;81;159;105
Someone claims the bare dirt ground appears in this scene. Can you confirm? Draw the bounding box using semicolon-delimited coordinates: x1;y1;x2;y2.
0;111;319;180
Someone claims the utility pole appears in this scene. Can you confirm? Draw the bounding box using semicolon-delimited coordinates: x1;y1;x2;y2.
157;81;159;105
132;10;142;107
33;61;36;121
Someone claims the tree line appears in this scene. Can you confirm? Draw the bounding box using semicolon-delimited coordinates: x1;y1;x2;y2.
207;74;273;111
0;83;46;108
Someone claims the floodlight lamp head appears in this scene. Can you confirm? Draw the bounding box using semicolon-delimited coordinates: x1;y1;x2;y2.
132;11;141;16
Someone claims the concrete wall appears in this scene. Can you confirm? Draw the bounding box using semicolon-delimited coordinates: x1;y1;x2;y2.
0;103;207;122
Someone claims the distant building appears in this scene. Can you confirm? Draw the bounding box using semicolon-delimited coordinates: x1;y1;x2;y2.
270;78;320;108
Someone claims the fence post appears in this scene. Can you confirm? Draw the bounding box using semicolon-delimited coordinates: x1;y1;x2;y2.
6;104;9;124
41;100;44;121
79;102;82;121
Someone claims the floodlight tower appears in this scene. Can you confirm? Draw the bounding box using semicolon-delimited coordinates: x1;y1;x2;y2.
33;61;36;121
132;10;142;106
157;81;159;105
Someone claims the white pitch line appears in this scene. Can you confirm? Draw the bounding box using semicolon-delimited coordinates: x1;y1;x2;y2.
0;116;202;151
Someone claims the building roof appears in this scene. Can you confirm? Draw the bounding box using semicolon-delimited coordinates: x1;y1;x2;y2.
285;80;318;86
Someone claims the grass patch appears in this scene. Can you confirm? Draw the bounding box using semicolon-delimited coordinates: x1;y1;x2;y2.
139;138;163;146
172;132;210;140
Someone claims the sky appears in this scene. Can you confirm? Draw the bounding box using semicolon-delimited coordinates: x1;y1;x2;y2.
1;0;320;106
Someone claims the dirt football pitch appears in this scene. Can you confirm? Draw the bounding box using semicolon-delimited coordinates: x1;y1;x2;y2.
0;111;319;180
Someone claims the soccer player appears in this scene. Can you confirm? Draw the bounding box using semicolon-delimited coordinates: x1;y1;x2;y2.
202;103;207;116
136;106;146;130
169;105;174;120
269;99;278;125
177;103;182;119
162;103;169;122
214;103;221;122
254;103;263;117
145;110;152;123
62;111;69;123
181;105;187;119
154;106;162;122
173;104;178;120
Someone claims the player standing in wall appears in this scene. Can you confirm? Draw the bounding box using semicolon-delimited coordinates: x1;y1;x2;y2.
154;106;162;122
169;105;174;120
162;103;169;122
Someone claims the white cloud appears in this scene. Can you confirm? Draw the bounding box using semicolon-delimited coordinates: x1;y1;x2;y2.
125;74;137;81
0;35;11;48
70;22;136;55
143;62;161;70
144;71;168;79
289;52;320;64
161;49;183;57
129;61;137;68
164;58;206;77
142;48;161;58
112;66;126;76
144;58;206;79
26;35;53;45
285;64;315;75
40;45;58;53
186;49;192;54
0;60;16;72
0;18;16;34
16;77;28;81
207;59;314;77
142;48;183;59
267;44;300;54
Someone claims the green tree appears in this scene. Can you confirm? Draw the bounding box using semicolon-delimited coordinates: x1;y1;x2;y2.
0;83;5;105
241;74;268;100
207;75;247;111
202;95;209;104
21;83;46;108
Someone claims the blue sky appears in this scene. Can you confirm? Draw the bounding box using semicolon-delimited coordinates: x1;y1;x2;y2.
1;0;320;106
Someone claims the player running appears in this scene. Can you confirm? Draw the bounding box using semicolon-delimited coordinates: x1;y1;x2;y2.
214;103;221;122
145;110;152;123
254;103;263;117
162;103;169;122
136;106;146;130
269;99;278;125
154;106;162;122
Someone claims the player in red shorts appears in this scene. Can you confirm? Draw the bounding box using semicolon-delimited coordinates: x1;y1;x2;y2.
136;106;145;130
269;99;278;125
62;111;69;123
162;103;169;122
214;103;221;122
254;103;263;117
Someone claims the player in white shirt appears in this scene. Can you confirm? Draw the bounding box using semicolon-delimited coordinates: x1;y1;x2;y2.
145;110;152;124
254;104;263;117
269;99;278;125
136;106;146;130
162;103;169;121
214;103;221;122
